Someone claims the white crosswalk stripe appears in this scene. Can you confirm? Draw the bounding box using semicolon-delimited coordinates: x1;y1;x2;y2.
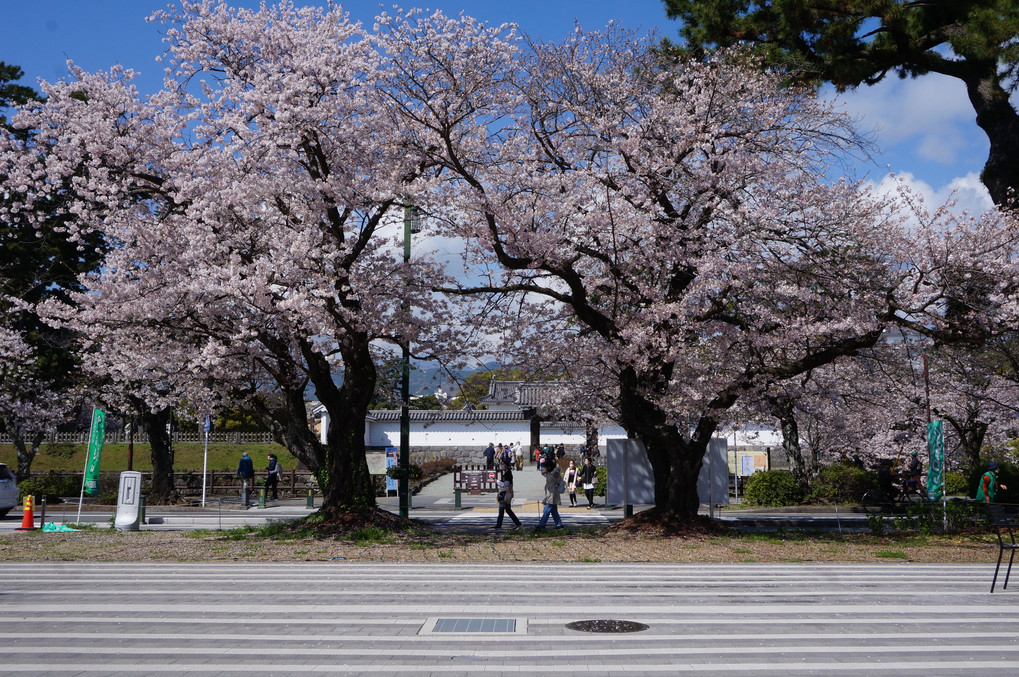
2;562;1016;676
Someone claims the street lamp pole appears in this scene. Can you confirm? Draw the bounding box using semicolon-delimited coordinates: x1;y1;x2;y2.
399;204;413;519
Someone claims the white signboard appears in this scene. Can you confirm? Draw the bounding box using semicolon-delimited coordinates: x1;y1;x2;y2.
366;452;388;475
114;471;143;532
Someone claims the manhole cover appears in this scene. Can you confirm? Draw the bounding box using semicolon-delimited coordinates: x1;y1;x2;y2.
565;620;649;633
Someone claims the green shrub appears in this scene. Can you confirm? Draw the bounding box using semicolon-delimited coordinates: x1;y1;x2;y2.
743;470;803;507
866;500;985;536
18;472;79;503
944;472;968;496
595;465;607;497
810;464;877;504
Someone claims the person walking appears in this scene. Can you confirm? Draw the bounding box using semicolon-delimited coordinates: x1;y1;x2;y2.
976;461;1008;503
265;453;282;500
514;442;524;470
484;442;496;470
564;459;580;507
579;456;597;509
493;459;522;529
236;450;255;508
537;457;564;529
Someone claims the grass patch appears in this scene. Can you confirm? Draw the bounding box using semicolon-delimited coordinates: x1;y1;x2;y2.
345;526;396;546
550;539;566;547
874;550;908;559
218;526;256;541
578;556;601;563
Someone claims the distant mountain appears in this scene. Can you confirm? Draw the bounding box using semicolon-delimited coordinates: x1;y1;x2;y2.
411;361;501;397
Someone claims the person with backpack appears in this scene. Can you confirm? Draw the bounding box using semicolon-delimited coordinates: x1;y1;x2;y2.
484;442;496;470
503;444;517;471
493;459;522;530
977;461;1008;503
265;453;282;500
536;457;564;530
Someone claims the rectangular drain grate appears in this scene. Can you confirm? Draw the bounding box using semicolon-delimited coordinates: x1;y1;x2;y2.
421;617;527;635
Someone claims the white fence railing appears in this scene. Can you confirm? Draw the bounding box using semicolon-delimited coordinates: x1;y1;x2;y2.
0;431;277;445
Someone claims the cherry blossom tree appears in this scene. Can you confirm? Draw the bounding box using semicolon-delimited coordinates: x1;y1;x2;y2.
3;1;448;516
380;15;1019;519
0;316;71;480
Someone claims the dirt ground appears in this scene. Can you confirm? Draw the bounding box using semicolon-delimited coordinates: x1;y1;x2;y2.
0;513;1001;564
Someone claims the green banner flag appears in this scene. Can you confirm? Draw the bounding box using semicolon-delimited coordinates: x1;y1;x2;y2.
83;409;106;496
926;420;944;501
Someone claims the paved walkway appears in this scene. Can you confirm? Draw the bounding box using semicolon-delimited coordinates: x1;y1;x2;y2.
3;561;1016;675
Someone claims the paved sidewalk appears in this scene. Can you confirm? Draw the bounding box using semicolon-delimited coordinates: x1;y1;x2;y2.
3;561;1016;676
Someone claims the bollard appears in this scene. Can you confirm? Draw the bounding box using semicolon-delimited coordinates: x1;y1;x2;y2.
454;488;461;510
39;495;47;528
306;487;315;509
257;487;266;509
139;495;146;524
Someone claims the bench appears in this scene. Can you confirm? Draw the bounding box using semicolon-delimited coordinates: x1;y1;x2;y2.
986;503;1018;593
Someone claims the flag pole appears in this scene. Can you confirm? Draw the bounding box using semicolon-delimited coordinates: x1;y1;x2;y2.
77;407;97;524
201;416;211;507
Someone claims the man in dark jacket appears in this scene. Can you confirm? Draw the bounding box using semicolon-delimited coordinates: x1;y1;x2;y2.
265;453;282;500
237;451;255;507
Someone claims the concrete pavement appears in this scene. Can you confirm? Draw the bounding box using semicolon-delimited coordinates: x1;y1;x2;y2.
2;561;1016;675
1;469;874;532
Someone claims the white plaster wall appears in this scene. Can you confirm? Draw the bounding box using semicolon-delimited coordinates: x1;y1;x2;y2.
365;421;629;449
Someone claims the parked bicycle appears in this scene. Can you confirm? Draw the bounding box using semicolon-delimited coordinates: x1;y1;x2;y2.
861;475;930;515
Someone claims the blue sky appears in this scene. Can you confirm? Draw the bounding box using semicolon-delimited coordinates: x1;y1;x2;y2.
1;1;995;213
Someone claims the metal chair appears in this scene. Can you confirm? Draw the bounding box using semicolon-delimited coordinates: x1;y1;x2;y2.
986;503;1017;593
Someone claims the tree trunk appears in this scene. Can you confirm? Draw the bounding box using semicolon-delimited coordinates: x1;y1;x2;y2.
584;419;599;456
961;66;1019;209
943;413;987;473
779;413;812;487
767;396;812;488
12;428;45;482
301;334;377;516
249;383;326;475
616;366;713;520
142;407;176;505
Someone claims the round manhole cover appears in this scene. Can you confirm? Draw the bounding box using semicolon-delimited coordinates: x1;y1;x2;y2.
565;619;649;633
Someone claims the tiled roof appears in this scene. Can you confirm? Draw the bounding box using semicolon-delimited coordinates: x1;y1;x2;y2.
366;409;530;422
477;380;565;407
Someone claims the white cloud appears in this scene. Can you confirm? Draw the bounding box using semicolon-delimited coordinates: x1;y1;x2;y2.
826;73;984;166
869;171;994;219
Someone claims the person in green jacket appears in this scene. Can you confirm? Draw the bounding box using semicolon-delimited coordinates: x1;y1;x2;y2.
976;461;1008;503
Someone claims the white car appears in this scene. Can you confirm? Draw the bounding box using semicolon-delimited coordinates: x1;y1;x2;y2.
0;463;18;518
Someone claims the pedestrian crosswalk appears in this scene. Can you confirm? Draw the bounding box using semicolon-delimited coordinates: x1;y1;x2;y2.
2;562;1016;675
